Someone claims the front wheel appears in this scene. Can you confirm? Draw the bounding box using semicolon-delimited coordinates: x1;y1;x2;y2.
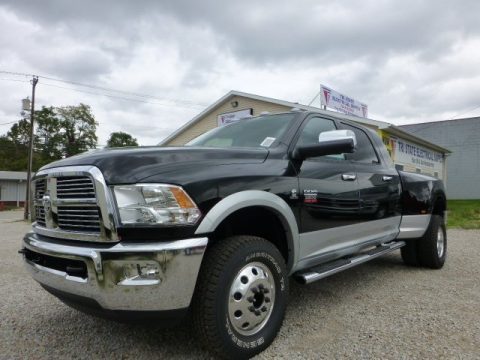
192;235;288;359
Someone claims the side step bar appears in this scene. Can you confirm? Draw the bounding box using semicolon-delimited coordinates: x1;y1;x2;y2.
295;241;406;284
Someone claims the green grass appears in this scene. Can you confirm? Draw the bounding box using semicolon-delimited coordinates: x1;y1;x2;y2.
447;200;480;229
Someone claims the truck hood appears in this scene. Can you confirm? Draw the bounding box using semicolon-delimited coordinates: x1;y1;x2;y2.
39;146;269;184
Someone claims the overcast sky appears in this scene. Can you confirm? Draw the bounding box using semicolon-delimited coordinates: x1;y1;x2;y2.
1;0;480;146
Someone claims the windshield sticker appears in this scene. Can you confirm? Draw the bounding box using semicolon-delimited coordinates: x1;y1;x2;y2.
260;137;276;147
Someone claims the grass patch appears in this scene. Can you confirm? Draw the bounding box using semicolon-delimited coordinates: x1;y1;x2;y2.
447;200;480;229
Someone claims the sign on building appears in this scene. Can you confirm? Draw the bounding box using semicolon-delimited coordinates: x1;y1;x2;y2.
217;108;253;126
320;85;368;118
378;131;444;178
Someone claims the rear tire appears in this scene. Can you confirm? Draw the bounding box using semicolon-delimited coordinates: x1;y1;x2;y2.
401;215;447;269
418;215;447;269
400;240;420;266
192;235;288;359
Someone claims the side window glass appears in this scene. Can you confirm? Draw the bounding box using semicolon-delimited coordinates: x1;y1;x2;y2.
342;123;379;164
297;117;345;160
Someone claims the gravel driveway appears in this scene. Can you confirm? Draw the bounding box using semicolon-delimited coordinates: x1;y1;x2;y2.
1;210;479;359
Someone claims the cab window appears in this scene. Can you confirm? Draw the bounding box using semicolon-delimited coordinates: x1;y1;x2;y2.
341;123;379;164
297;117;345;160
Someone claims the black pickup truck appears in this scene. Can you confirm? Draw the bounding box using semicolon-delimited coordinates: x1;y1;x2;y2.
21;111;447;359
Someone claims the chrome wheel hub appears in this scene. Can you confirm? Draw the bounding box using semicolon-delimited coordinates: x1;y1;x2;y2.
228;262;276;336
437;228;445;258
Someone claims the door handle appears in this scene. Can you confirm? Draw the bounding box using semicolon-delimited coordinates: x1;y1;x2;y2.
382;176;393;182
341;174;356;181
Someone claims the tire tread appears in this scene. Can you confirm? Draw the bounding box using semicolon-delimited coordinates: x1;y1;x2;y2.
192;235;285;359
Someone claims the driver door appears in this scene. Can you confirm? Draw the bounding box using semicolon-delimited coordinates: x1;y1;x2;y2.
294;116;361;266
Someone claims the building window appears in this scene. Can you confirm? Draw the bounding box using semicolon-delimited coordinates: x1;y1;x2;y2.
434;172;439;178
416;168;421;174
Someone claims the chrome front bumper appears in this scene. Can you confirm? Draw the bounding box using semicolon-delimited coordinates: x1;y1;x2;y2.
22;232;208;311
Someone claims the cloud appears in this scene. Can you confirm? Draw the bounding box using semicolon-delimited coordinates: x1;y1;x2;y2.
1;0;480;148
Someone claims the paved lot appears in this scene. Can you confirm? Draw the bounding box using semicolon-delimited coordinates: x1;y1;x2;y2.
1;210;479;359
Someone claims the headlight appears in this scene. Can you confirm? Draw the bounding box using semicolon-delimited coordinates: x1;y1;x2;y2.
113;184;201;225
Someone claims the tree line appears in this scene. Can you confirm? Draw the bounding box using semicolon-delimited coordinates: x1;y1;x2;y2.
0;103;138;172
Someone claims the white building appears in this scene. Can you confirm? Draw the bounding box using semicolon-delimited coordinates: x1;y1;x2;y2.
0;171;28;207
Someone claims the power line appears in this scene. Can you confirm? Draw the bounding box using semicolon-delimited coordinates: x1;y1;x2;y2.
0;121;19;126
0;77;30;83
39;82;204;109
0;70;207;108
405;104;480;134
449;105;480;120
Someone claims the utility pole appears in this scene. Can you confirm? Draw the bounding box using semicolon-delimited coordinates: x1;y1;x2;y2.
24;76;39;221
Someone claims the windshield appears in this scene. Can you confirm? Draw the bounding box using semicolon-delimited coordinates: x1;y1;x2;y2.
186;113;296;148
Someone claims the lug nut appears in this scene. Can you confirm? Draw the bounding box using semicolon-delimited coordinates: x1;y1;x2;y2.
261;306;267;312
265;297;270;303
254;310;261;316
247;296;254;303
251;287;259;294
263;288;270;294
248;306;255;312
258;284;264;290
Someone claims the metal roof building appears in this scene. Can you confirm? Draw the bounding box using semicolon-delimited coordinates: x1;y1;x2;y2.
401;117;480;199
160;90;450;180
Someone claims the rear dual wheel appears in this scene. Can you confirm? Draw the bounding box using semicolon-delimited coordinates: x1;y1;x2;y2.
401;215;447;269
192;235;288;359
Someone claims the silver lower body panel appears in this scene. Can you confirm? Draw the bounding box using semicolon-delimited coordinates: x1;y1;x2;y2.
397;214;431;239
22;232;208;311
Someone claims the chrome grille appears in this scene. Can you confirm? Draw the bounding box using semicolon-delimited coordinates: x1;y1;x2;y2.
31;166;118;243
34;179;46;227
57;205;101;233
56;176;96;199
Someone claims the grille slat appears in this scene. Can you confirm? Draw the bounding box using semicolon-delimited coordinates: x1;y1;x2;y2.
56;185;94;189
56;192;95;197
58;218;100;224
56;178;92;184
55;209;98;213
58;214;99;219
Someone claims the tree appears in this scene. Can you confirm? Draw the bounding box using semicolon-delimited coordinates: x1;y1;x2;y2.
56;104;98;157
0;103;99;172
4;119;34;170
35;106;63;162
7;118;32;146
106;131;139;148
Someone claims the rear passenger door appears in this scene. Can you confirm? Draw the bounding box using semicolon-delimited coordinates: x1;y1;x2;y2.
340;122;402;241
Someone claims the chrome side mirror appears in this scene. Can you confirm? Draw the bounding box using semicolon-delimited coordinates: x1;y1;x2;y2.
319;130;357;148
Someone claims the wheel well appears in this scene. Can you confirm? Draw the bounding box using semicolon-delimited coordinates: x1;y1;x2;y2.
209;206;291;268
432;195;446;217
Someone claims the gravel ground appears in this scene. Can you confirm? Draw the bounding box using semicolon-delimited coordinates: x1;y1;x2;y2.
1;210;479;359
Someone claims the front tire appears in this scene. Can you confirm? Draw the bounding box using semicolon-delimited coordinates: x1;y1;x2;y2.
192;235;288;359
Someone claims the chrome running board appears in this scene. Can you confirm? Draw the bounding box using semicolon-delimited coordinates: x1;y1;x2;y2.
295;241;406;284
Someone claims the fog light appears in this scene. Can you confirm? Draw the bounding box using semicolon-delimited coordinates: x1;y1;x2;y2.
118;261;161;286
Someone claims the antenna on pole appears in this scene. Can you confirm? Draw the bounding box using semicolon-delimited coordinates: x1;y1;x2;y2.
307;91;320;107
